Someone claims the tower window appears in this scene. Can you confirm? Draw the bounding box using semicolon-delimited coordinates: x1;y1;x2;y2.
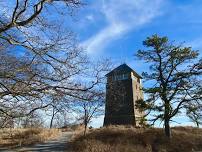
113;74;128;81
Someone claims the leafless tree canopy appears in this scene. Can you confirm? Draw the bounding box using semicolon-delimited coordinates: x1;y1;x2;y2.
0;0;111;128
71;89;105;135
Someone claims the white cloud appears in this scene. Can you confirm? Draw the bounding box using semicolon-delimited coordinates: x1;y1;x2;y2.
90;115;104;128
85;14;94;22
187;38;202;50
81;0;163;55
185;39;202;59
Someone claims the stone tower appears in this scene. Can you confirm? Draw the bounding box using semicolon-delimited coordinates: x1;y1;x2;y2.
103;64;143;126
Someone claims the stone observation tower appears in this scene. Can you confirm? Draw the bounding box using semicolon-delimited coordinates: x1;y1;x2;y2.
104;64;144;126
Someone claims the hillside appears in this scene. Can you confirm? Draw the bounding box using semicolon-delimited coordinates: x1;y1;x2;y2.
70;126;202;152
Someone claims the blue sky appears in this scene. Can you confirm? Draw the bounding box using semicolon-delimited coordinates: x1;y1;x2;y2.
69;0;202;71
1;0;201;127
65;0;202;127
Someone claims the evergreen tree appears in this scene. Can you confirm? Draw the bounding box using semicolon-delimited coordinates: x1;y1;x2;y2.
136;35;202;138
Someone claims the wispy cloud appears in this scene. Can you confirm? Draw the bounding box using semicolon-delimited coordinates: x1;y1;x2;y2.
187;38;202;50
81;0;163;55
85;14;94;22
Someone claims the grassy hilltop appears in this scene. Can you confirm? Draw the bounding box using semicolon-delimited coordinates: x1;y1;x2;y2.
70;126;202;152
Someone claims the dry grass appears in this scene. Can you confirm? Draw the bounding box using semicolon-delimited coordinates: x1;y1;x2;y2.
0;128;60;148
69;126;202;152
61;124;85;132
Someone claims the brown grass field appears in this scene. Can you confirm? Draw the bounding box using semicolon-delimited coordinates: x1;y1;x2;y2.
70;126;202;152
0;128;60;148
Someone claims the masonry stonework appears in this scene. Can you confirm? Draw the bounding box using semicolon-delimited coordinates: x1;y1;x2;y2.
103;64;143;126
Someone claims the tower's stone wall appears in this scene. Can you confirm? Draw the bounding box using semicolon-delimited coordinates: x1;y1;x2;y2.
104;78;136;125
131;72;144;126
103;64;143;126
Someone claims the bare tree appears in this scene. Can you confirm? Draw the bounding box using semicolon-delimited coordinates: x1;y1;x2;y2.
72;88;105;136
20;111;44;128
186;103;202;128
47;95;70;128
0;0;111;128
0;0;81;33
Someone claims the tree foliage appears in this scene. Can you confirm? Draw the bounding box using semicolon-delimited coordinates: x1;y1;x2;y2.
136;35;202;138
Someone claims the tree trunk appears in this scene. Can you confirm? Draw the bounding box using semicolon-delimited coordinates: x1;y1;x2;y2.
84;122;87;136
164;101;171;138
164;118;171;138
83;109;88;136
196;121;199;128
50;116;54;129
50;108;55;129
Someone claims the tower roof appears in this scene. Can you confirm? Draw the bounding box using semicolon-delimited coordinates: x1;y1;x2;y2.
106;64;142;78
